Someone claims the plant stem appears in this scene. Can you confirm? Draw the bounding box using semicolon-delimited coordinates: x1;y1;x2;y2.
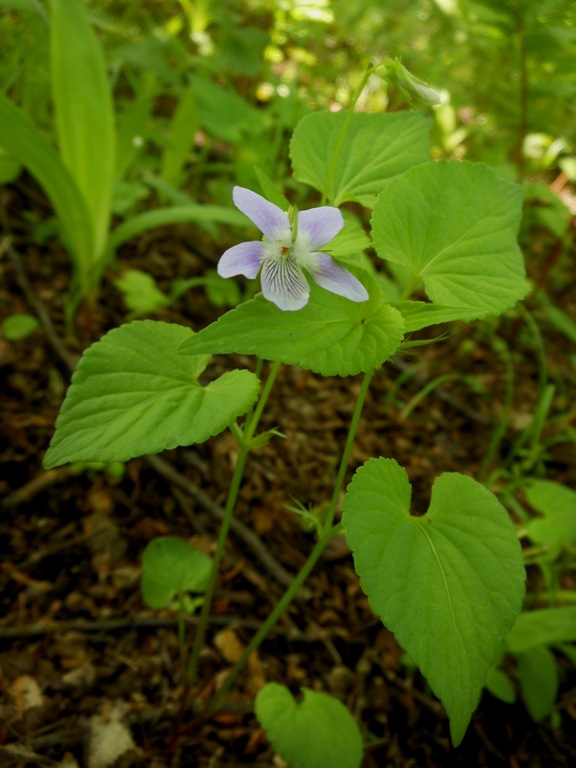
186;360;282;686
513;6;528;180
207;369;374;711
321;63;374;206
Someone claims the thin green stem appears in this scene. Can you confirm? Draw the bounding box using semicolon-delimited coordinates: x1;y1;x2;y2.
207;523;341;715
186;360;282;686
321;64;373;206
208;369;374;711
324;368;374;529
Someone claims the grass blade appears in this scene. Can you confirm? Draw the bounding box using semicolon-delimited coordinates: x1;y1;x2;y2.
50;0;115;263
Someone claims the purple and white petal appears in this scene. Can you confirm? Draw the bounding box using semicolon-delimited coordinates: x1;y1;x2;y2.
305;253;369;303
260;257;310;311
233;187;290;242
217;241;266;279
297;207;344;250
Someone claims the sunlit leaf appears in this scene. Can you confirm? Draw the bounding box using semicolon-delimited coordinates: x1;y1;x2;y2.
178;273;405;377
51;0;115;261
290;110;431;206
371;160;529;317
43;321;260;468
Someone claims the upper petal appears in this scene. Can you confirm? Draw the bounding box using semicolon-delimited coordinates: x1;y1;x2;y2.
218;241;266;279
260;257;310;311
305;253;369;303
297;207;344;250
233;187;290;241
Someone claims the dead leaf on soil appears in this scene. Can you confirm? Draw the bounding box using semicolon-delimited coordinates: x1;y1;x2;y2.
10;674;44;716
86;701;138;768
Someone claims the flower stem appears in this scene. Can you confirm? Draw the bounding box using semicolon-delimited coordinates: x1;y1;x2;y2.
321;63;374;206
207;368;374;711
186;360;282;686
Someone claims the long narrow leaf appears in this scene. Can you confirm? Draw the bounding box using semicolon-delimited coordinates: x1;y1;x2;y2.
106;205;247;254
0;91;93;271
50;0;115;263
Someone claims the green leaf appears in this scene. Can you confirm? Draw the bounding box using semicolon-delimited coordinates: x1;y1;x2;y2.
517;646;558;721
43;320;260;468
2;313;39;340
523;479;576;547
51;0;115;261
106;204;246;254
255;683;363;768
178;274;405;377
485;668;516;704
141;537;212;610
290;110;431;207
371;161;529;317
161;81;199;185
0;91;93;272
254;166;291;210
323;215;371;264
114;270;170;315
0;148;22;184
506;607;576;653
391;301;482;332
342;458;525;745
189;74;265;143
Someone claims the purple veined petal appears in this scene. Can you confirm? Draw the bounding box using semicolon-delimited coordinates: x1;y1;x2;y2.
218;241;266;279
305;253;369;303
297;206;344;250
260;256;310;311
233;187;290;242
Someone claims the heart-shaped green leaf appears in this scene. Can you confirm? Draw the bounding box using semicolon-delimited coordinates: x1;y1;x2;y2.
342;458;525;745
141;537;212;610
290;110;431;207
255;683;363;768
178;274;404;377
371;160;529;318
44;320;260;468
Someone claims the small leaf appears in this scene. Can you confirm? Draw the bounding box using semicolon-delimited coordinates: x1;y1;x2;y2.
391;301;481;331
141;537;212;610
255;683;363;768
485;668;516;704
290;110;431;207
371;161;529;317
342;458;525;745
2;313;39;340
524;479;576;547
43;321;260;468
506;607;576;653
114;269;170;315
178;274;404;377
517;646;558;721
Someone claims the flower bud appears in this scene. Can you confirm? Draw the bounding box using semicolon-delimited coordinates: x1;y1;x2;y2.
384;58;443;108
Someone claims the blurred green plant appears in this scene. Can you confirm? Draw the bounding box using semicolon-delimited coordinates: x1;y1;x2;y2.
0;0;246;323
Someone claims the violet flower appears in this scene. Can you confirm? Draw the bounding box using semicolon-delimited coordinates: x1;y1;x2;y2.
218;187;369;311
